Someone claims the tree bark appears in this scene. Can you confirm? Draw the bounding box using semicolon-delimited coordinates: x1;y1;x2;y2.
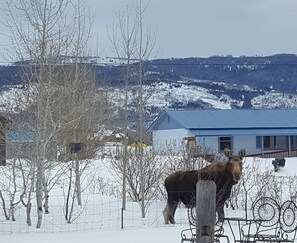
75;160;82;206
36;157;45;228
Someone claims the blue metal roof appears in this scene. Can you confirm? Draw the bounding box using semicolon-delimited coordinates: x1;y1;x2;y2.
190;128;297;136
147;109;297;132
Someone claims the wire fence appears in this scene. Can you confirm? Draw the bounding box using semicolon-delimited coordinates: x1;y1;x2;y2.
0;193;188;235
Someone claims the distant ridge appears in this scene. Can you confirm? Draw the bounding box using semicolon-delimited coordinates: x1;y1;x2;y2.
1;54;297;93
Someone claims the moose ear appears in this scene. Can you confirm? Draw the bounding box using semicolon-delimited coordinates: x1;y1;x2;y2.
224;148;232;158
238;149;246;159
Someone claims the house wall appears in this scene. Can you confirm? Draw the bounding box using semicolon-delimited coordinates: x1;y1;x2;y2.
197;136;217;152
234;135;258;154
232;135;295;156
152;128;189;153
200;135;262;155
152;129;296;157
152;130;262;155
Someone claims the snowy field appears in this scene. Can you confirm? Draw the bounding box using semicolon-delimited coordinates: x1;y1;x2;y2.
1;225;186;243
1;155;297;243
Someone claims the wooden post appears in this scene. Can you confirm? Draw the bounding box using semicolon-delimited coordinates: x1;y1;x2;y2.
196;180;216;243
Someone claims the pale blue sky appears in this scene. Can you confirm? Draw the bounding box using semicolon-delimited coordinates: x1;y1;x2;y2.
90;0;297;58
1;0;297;59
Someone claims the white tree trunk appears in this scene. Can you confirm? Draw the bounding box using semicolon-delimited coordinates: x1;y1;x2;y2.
0;190;9;220
75;160;82;206
5;0;104;227
26;203;32;226
44;181;50;214
36;158;44;228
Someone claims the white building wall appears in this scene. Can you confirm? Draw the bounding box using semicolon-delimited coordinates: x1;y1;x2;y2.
197;135;263;156
153;130;265;156
198;136;219;153
233;135;288;156
152;129;189;152
233;135;261;155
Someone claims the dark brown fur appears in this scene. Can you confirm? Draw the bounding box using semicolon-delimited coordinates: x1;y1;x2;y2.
163;148;246;224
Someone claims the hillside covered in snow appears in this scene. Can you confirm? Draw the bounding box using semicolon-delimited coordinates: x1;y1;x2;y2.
1;54;297;126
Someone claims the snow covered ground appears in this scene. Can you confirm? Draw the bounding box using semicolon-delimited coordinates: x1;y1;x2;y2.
1;156;297;242
1;225;186;243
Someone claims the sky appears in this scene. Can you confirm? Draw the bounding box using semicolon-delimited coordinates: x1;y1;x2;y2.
1;0;297;60
87;0;297;59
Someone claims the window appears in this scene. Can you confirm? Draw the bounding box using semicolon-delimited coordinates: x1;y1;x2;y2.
256;136;262;149
8;131;36;142
70;143;82;154
257;135;290;150
290;135;297;148
219;137;232;151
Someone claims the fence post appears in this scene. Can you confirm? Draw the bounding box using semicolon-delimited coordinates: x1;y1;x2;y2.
196;180;216;243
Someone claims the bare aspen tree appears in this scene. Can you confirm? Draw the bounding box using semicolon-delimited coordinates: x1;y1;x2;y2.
133;0;156;218
109;0;155;217
0;161;21;221
5;0;97;228
109;147;166;210
19;159;35;226
0;117;9;166
63;158;99;223
0;88;37;225
109;4;139;211
0;189;9;220
0;156;33;223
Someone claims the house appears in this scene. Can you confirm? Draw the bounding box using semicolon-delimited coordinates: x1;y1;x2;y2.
146;109;297;158
6;129;37;160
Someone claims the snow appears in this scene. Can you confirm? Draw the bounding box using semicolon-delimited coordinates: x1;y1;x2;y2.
146;82;233;109
1;226;185;243
0;80;238;117
1;156;297;242
4;79;297;122
0;85;36;113
252;91;297;109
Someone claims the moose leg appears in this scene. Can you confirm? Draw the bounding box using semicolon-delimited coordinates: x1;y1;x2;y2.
216;204;225;222
163;204;170;224
169;202;178;224
163;201;178;224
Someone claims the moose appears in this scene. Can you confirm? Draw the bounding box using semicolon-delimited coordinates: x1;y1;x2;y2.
163;148;246;224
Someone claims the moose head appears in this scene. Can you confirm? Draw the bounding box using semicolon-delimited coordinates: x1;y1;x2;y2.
224;148;246;181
